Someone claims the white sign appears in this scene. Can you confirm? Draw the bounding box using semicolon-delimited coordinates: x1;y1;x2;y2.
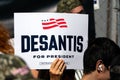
14;13;88;69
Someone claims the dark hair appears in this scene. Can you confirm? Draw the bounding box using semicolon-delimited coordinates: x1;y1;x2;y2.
83;37;120;74
110;55;120;80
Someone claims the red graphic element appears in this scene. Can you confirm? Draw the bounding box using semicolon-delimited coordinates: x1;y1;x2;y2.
42;18;67;29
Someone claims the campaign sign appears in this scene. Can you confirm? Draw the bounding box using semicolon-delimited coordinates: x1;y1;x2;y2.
14;13;88;69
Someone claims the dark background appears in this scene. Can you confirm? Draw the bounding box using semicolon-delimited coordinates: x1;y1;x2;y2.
0;0;60;38
0;0;59;19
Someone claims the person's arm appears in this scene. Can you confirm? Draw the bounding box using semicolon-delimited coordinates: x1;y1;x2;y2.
49;58;66;80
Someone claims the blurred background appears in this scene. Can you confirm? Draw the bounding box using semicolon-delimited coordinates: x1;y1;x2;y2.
94;0;120;46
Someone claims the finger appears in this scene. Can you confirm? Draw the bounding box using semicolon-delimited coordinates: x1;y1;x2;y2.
54;59;63;70
60;63;66;73
58;59;66;71
57;59;65;71
50;58;59;69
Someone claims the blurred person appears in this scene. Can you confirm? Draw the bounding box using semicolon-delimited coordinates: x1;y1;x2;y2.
57;0;96;46
0;54;66;80
110;55;120;80
0;24;14;54
82;37;120;80
0;23;38;78
0;54;37;80
57;0;84;13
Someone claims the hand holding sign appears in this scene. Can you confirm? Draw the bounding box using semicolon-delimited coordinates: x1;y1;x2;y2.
50;58;66;80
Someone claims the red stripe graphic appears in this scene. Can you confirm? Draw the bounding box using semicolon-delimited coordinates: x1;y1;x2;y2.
42;18;67;29
43;24;58;29
42;21;56;25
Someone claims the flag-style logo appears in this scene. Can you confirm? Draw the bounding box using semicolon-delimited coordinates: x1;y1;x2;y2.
42;18;67;29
